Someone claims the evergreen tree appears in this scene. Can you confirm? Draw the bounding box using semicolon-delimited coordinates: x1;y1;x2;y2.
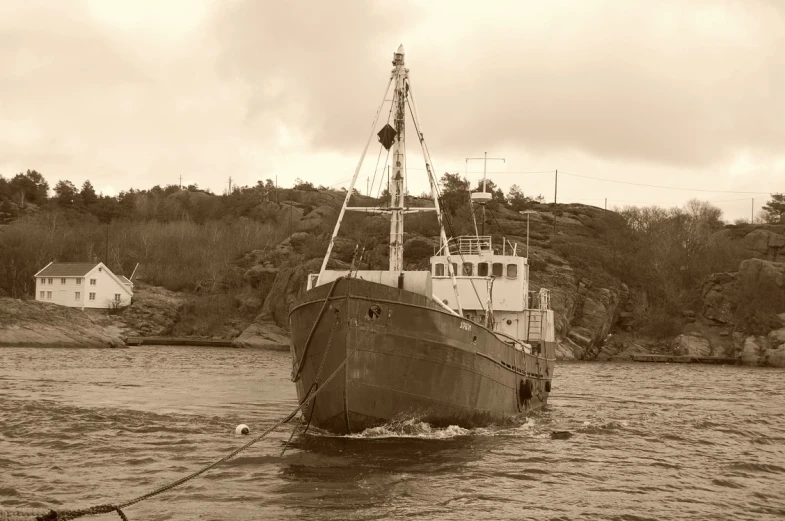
9;170;49;206
762;193;785;223
81;180;98;206
54;180;79;206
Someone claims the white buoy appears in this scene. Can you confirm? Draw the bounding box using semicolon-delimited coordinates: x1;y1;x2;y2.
235;424;250;436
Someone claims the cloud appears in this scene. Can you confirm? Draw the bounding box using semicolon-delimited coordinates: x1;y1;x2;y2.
0;0;782;221
212;0;785;168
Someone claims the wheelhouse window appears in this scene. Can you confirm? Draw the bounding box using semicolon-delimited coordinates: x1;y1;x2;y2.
462;262;473;276
507;264;518;279
478;263;489;276
492;263;504;277
434;263;444;276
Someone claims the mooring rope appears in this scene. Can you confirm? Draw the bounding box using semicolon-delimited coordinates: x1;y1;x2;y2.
2;313;375;521
281;312;340;456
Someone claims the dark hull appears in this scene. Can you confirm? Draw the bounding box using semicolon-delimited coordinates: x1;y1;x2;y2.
289;278;555;435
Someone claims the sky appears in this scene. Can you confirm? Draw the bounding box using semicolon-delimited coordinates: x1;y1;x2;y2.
1;0;783;221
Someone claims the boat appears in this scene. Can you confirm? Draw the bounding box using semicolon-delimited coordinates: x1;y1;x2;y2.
288;45;556;435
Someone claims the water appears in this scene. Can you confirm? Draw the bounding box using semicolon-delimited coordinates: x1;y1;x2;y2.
1;347;784;520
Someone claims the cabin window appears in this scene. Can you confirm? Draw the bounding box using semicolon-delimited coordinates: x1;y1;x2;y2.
434;263;444;276
61;278;66;284
462;262;473;276
89;293;96;301
492;263;504;277
507;264;518;279
478;263;489;276
75;292;80;300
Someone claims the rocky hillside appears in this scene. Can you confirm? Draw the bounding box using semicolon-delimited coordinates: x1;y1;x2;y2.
0;298;125;348
5;184;783;366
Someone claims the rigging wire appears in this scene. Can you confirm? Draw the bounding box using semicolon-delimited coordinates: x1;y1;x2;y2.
405;81;488;316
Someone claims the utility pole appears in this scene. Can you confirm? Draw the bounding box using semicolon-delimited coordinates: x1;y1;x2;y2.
228;176;232;194
751;198;754;224
179;175;182;189
275;175;278;203
605;197;607;211
552;169;558;235
367;176;370;197
466;152;505;235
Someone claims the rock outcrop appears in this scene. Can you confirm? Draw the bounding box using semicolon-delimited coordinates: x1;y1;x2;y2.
119;285;189;336
695;258;785;367
233;257;350;349
0;298;125;348
742;228;785;262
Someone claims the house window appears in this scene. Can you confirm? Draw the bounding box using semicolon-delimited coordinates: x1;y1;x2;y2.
462;263;473;276
90;279;96;285
507;264;518;279
478;263;489;276
46;291;52;299
434;263;444;276
40;278;45;285
75;292;81;300
99;267;103;272
76;278;82;284
89;293;96;301
61;278;66;284
48;278;53;284
39;291;45;298
114;294;121;302
492;263;504;277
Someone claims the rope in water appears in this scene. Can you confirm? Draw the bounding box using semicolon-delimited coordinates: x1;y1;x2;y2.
3;303;373;521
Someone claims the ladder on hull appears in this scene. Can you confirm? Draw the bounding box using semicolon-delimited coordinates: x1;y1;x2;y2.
526;311;543;342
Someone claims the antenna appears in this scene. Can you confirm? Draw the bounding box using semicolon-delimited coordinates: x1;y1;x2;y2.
466;152;505;235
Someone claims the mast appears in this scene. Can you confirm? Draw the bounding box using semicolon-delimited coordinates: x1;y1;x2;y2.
389;45;407;272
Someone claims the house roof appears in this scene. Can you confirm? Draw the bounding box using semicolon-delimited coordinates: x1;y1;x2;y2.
118;275;133;285
36;262;99;277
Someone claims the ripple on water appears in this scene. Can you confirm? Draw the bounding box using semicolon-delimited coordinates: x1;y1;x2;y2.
1;347;784;521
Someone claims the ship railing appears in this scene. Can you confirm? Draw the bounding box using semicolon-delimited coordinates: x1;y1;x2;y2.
527;288;551;310
457;236;492;255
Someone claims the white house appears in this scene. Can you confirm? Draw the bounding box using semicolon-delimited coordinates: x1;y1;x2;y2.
33;262;133;309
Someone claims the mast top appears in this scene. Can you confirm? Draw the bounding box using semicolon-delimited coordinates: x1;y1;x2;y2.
393;45;405;66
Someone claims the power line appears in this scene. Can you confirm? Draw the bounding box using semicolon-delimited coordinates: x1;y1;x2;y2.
559;171;773;194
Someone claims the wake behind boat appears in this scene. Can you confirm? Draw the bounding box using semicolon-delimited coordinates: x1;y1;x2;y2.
289;46;556;435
